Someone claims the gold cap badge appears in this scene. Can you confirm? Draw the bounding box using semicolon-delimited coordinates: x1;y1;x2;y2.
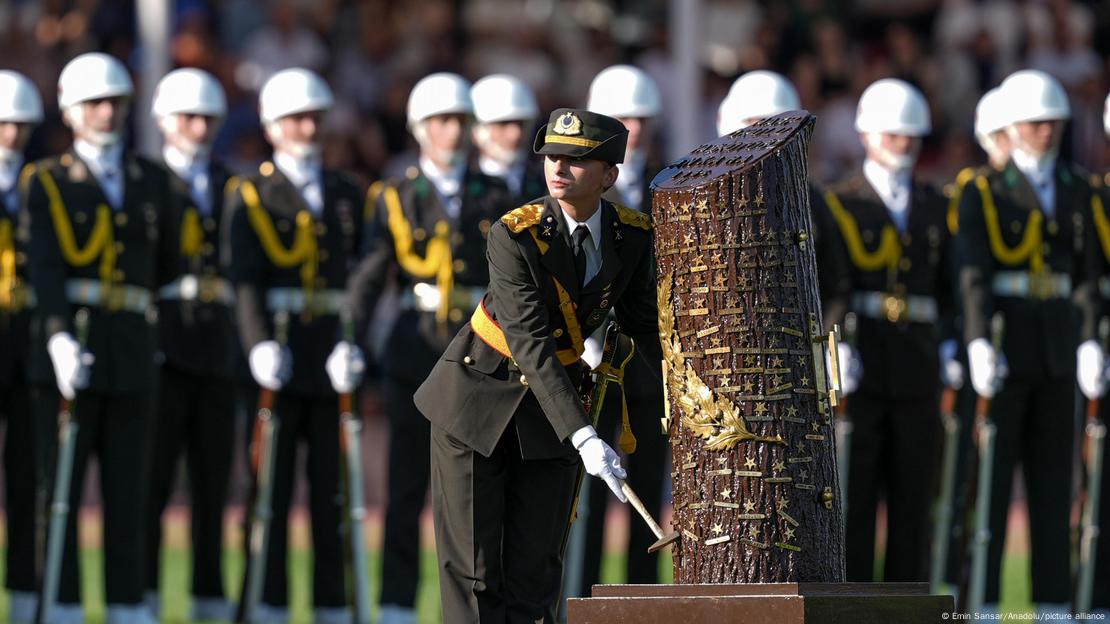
552;112;583;136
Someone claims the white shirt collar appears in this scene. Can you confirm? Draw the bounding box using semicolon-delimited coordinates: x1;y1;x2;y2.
420;156;466;198
273;151;321;189
74;139;123;177
163;145;208;180
0;155;23;193
862;158;910;201
560;200;604;250
1010;148;1056;186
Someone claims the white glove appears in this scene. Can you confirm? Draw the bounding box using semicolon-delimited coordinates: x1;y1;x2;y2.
1077;339;1105;400
939;339;964;390
325;341;365;394
249;340;292;391
571;425;627;502
832;343;861;396
47;332;94;401
968;337;1007;399
581;335;603;370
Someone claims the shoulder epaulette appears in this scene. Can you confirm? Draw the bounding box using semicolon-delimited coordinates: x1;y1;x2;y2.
614;202;651;230
501;203;544;234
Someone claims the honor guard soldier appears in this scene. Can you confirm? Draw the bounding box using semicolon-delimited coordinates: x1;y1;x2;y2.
717;70;852;330
1089;90;1110;618
226;68;366;623
0;70;46;624
563;65;667;597
347;72;509;624
143;68;236;622
415;108;661;623
958;70;1101;616
471;74;547;204
826;79;957;583
25;52;181;623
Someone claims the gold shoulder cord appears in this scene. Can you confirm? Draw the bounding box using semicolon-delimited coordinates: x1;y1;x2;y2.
0;218;13;308
824;190;902;272
239;179;318;298
947;166;977;235
180;208;203;257
975;176;1044;272
1091;192;1110;264
382;184;454;328
37;168;117;288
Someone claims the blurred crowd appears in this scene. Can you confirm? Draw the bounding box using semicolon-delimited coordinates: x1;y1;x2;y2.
2;0;1108;190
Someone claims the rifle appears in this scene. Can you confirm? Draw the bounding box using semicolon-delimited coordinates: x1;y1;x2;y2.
236;311;290;623
834;313;856;524
1075;318;1108;615
965;313;1004;615
930;386;961;594
35;308;90;624
338;316;370;624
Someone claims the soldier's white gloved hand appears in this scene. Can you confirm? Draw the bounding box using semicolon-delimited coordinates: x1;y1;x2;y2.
325;341;365;394
249;340;292;391
1077;339;1105;400
47;332;94;401
581;336;603;370
939;339;964;390
571;425;627;502
968;338;1007;399
833;343;862;396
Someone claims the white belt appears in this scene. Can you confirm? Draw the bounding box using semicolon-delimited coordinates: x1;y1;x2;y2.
65;278;152;313
159;275;235;305
399;283;486;313
991;271;1071;300
265;287;347;315
851;291;938;323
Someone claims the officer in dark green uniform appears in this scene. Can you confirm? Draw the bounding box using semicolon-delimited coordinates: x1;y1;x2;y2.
0;69;47;624
225;68;365;623
25;53;181;623
958;70;1100;615
143;68;237;622
828;79;956;583
414;108;661;622
347;72;511;624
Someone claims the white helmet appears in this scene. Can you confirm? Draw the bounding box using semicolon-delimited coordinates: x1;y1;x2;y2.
1104;90;1109;137
0;70;43;123
152;68;227;119
259;68;333;123
998;70;1070;126
407;72;473;128
57;52;133;109
974;88;1007;142
854;78;931;136
717;70;800;136
587;65;661;119
471;74;538;124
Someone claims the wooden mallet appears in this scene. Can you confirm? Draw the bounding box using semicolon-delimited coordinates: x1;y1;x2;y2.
620;481;680;553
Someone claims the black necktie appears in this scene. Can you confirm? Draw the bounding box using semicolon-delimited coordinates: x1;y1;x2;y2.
572;224;589;284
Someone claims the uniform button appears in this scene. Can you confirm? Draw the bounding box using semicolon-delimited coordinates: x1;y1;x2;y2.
453;259;466;272
463;356;474;365
1047;220;1058;235
413;228;427;242
519;374;528;386
75;212;88;224
449;308;463;323
1011;221;1022;234
553;328;564;338
260;162;275;177
114;212;128;226
114;242;125;253
600;299;610;308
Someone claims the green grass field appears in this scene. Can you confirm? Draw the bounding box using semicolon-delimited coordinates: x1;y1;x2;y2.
0;513;1038;623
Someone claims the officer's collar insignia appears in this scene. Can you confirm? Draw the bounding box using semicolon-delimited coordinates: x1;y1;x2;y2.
552;112;583;137
539;214;557;240
612;219;623;242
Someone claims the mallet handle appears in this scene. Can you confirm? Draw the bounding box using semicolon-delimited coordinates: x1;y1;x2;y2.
621;481;664;539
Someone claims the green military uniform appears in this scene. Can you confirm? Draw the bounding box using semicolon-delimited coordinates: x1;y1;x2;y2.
347;164;510;610
1087;171;1110;611
25;148;181;607
225;159;363;610
957;159;1099;604
826;172;955;582
144;159;238;611
415;109;661;622
1;161;53;607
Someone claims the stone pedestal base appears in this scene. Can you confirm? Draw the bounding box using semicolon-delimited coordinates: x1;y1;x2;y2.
567;583;953;623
